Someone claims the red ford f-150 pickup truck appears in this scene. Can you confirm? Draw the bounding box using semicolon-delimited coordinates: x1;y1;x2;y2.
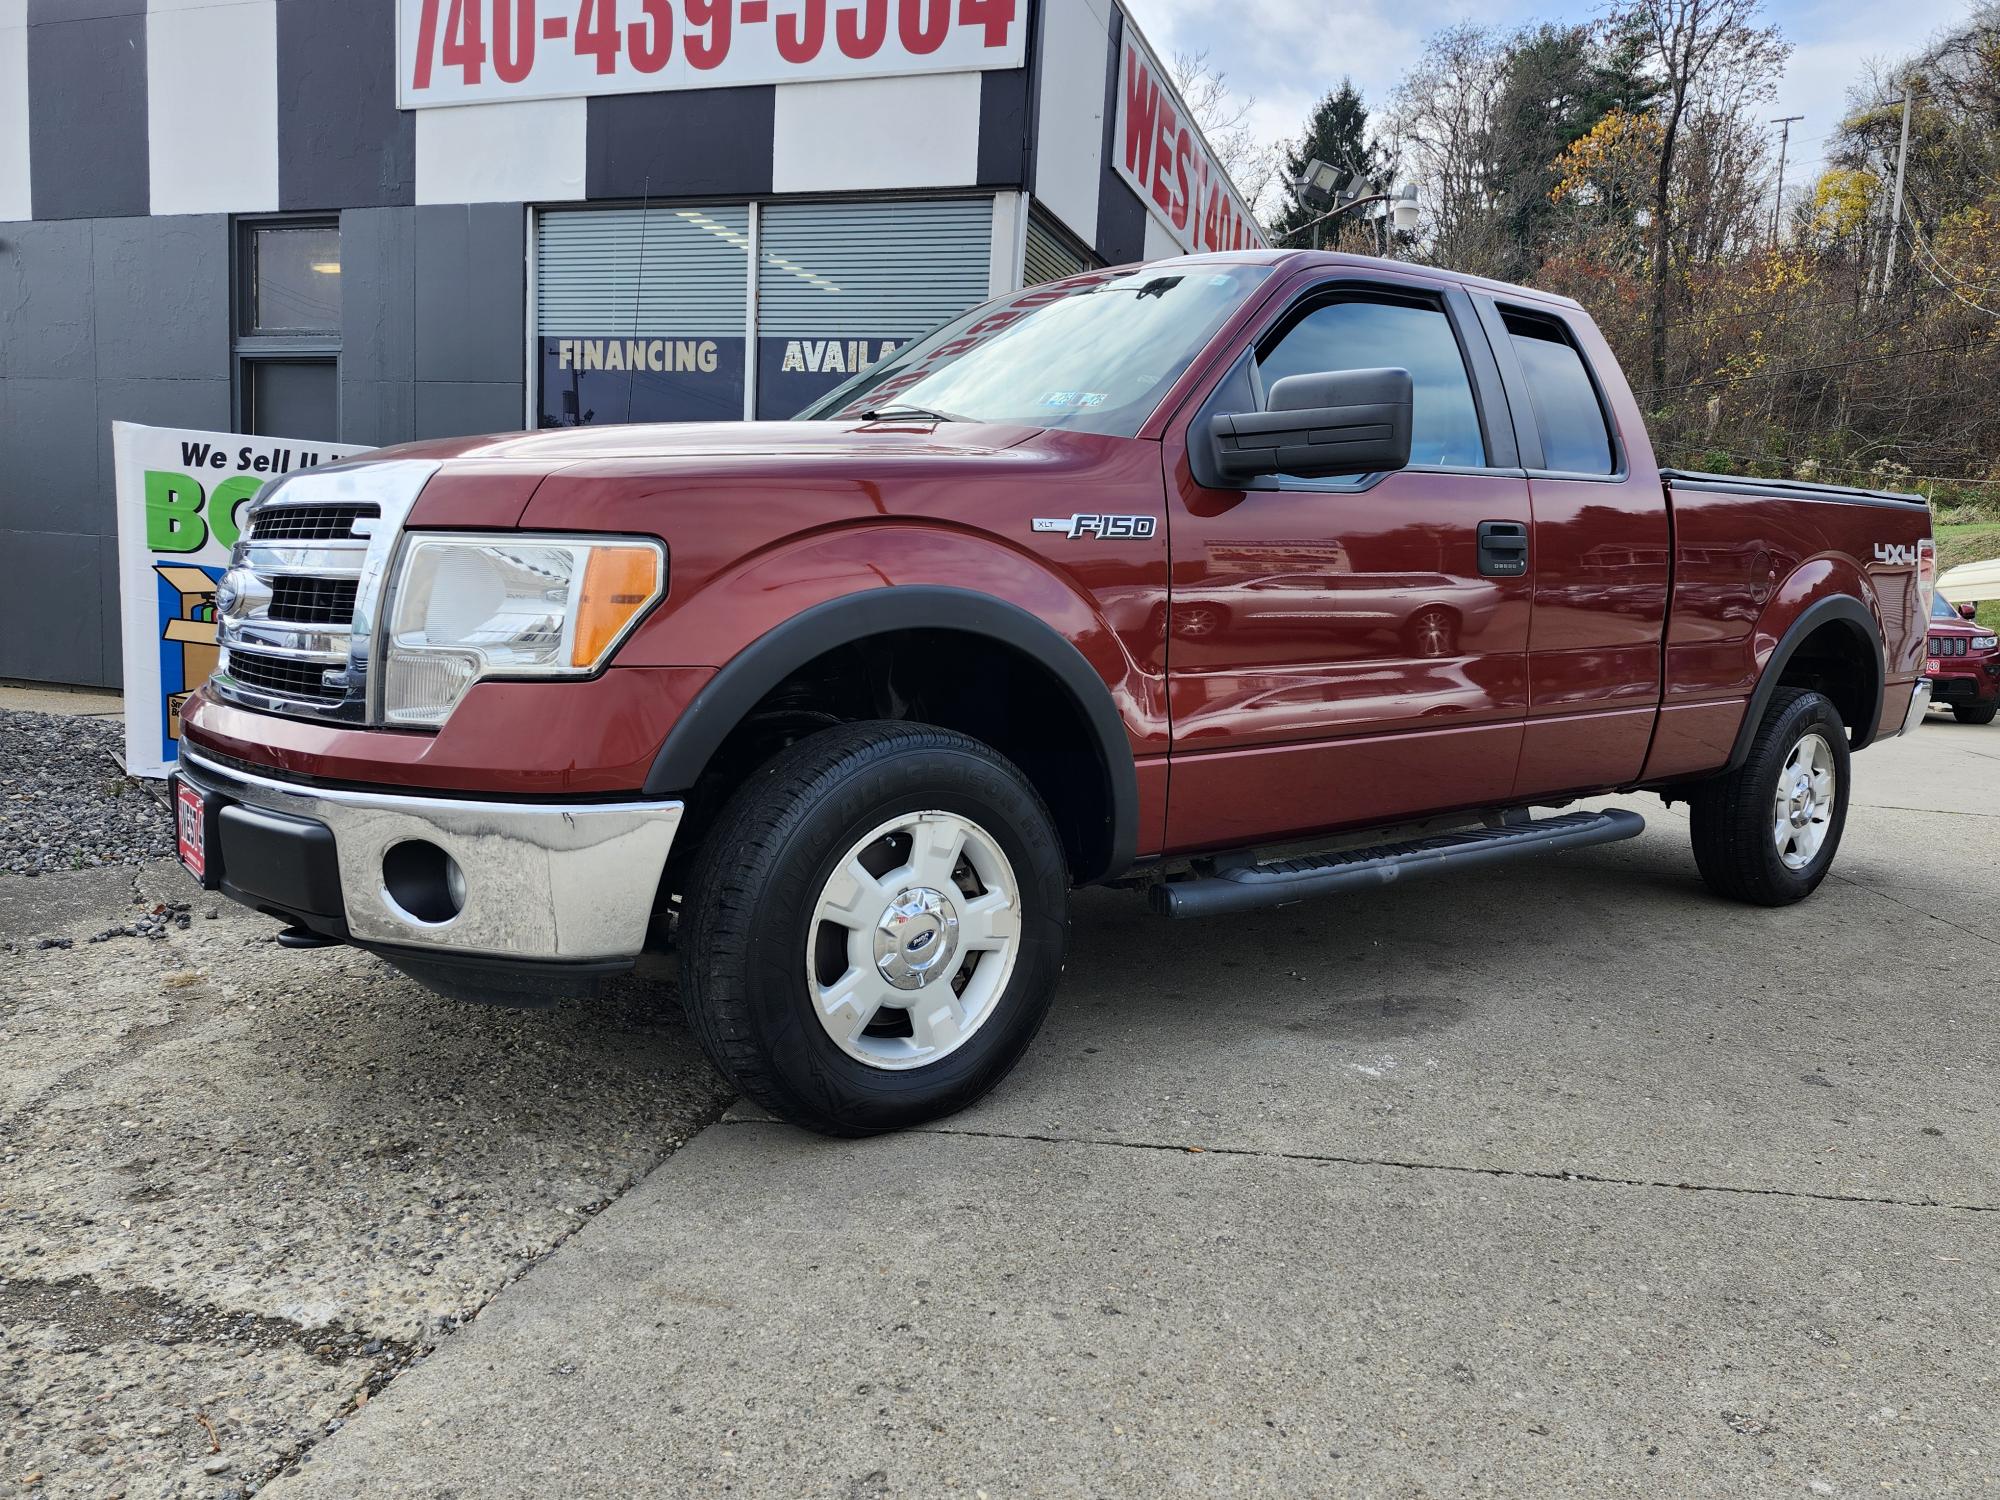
173;250;1936;1135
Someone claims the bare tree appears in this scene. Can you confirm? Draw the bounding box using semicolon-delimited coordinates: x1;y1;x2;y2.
1171;49;1280;215
1389;24;1508;271
1614;0;1789;386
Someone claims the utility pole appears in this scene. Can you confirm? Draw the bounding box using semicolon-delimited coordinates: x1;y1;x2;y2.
1880;89;1914;292
1770;115;1803;246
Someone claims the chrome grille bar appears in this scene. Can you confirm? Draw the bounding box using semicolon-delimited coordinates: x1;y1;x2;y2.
211;460;441;725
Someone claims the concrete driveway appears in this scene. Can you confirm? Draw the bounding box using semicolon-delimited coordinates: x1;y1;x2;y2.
268;718;1999;1499
6;714;1997;1497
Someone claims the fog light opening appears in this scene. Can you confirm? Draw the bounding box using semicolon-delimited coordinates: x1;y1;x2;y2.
382;840;465;926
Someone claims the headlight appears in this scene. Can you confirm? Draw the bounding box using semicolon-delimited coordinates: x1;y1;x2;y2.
380;534;665;727
1975;635;1998;651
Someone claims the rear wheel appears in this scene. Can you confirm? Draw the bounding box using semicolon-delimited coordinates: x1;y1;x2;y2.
678;722;1069;1136
1690;687;1850;906
1952;702;1998;726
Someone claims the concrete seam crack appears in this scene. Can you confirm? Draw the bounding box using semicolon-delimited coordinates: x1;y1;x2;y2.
722;1119;1999;1215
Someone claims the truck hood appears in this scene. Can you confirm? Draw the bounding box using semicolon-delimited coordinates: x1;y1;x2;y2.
391;420;1047;527
382;419;1048;466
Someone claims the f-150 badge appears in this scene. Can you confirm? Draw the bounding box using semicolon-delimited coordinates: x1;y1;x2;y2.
1033;515;1159;540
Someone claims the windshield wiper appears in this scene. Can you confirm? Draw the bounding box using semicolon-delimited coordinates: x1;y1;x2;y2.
859;404;962;423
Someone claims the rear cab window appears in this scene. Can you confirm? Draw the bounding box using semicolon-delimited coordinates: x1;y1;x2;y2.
1500;309;1617;476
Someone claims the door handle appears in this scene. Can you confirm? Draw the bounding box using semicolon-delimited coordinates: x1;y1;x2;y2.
1478;520;1530;578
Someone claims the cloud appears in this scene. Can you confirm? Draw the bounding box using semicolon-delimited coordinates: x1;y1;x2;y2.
1128;0;1980;192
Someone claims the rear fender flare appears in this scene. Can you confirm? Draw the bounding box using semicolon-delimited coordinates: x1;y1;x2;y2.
1727;594;1883;770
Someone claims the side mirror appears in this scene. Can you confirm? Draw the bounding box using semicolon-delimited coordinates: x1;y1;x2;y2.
1959;602;1978;620
1208;368;1413;482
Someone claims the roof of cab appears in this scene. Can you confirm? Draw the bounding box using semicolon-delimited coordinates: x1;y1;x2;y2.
1113;248;1589;314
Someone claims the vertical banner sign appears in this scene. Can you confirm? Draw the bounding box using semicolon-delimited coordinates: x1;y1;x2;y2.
113;422;370;779
1113;27;1266;256
399;0;1026;109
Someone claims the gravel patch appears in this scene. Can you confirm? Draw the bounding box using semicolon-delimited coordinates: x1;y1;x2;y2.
0;710;173;875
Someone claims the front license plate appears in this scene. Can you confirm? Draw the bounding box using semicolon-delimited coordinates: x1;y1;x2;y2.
1927;658;1942;676
176;779;207;882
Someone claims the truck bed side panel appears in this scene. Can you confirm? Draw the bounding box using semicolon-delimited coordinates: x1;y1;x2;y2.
1645;480;1930;781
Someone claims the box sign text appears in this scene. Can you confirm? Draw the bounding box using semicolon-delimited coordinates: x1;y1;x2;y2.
401;0;1026;108
1114;32;1264;256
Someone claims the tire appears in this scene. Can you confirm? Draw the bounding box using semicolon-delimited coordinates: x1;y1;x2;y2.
1952;702;1998;726
1689;687;1850;906
678;722;1070;1137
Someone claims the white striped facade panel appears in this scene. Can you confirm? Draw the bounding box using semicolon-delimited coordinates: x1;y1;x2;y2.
0;0;30;221
147;0;279;215
416;96;587;206
770;72;983;195
1031;0;1113;250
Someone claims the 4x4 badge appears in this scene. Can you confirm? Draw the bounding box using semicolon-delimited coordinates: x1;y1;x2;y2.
1033;514;1159;540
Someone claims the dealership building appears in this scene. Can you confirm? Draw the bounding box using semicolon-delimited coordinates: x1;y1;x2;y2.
0;0;1261;689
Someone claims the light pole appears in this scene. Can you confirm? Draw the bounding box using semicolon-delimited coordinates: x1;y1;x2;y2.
1770;114;1803;247
1281;167;1420;253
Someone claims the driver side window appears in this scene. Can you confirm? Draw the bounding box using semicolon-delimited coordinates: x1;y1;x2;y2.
1258;297;1486;470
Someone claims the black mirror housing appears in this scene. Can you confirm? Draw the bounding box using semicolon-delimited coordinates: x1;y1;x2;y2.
1209;367;1414;482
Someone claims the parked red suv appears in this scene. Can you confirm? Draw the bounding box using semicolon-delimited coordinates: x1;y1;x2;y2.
1925;591;1999;724
173;251;1935;1135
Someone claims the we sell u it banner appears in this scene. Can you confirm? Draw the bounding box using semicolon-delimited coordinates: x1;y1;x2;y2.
113;422;369;778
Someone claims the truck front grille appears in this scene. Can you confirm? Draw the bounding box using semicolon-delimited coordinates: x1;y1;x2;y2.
1930;636;1968;658
208;461;439;727
267;576;360;625
223;649;346;702
249;504;379;542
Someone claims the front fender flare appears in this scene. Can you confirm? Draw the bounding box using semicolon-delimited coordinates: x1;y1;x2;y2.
642;586;1140;883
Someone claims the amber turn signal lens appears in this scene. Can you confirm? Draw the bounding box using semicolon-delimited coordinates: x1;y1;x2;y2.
571;545;662;668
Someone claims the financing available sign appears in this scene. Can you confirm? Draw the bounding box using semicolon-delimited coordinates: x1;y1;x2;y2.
1113;26;1265;256
399;0;1026;109
113;423;370;778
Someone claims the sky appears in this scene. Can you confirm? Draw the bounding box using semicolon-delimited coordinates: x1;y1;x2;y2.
1132;0;1981;200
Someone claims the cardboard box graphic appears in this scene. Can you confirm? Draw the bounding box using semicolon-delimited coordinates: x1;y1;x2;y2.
157;565;220;742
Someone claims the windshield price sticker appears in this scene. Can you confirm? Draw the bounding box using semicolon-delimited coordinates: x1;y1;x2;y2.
402;0;1025;108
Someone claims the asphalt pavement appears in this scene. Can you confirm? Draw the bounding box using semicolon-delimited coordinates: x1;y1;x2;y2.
5;710;1996;1498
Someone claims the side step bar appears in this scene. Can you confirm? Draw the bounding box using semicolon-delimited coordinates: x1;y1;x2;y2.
1149;809;1647;919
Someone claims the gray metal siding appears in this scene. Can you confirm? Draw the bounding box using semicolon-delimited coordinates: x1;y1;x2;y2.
27;5;149;220
1025;209;1093;286
0;213;230;688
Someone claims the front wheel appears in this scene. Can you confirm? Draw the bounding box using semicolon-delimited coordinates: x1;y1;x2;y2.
678;722;1069;1136
1689;687;1850;906
1952;701;1998;726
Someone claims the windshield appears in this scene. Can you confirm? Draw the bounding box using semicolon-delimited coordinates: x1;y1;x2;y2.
799;263;1275;437
1933;592;1962;620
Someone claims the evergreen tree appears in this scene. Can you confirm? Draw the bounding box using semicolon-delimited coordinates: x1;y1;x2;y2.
1487;22;1661;280
1268;81;1386;247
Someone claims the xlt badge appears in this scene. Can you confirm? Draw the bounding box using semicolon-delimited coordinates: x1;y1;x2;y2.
1033;515;1159;540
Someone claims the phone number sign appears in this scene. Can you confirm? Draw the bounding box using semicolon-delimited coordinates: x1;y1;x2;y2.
401;0;1025;108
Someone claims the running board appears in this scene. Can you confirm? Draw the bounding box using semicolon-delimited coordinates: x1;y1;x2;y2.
1149;809;1647;919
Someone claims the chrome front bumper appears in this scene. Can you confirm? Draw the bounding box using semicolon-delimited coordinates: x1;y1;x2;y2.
179;750;683;963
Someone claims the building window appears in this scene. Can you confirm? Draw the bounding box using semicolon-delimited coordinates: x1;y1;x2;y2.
531;197;998;427
754;198;994;419
236;219;341;441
